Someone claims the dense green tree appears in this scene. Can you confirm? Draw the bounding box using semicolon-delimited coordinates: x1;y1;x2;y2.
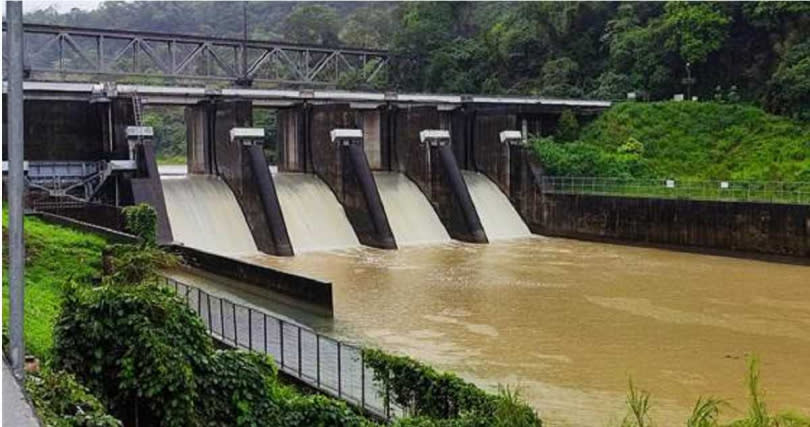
662;2;730;65
282;4;340;45
340;5;398;49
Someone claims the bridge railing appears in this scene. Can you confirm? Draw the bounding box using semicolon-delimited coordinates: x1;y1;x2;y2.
161;275;404;421
541;176;810;205
2;23;390;86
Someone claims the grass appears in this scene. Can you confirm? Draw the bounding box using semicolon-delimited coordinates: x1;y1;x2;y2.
156;155;187;165
533;101;810;182
619;356;810;427
2;210;108;359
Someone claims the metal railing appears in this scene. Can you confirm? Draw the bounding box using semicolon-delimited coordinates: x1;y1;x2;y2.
541;176;810;205
161;276;403;421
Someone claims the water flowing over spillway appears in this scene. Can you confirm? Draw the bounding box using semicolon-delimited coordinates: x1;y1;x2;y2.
161;175;258;255
373;172;451;246
461;170;531;240
273;173;360;253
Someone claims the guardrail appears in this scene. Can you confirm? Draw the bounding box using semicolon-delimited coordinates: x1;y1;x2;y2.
161;276;402;421
541;177;810;205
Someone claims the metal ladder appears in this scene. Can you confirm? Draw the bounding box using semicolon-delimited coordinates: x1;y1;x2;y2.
131;92;144;143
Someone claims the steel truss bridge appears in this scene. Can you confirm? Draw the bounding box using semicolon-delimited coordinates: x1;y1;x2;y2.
2;23;391;87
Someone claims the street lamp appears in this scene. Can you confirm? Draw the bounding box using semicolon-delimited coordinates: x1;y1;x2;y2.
681;62;696;101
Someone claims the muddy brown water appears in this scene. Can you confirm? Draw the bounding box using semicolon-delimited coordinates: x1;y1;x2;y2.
165;236;810;426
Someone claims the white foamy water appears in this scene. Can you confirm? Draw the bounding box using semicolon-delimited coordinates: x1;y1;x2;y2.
461;170;530;240
161;175;258;255
373;172;451;246
273;172;360;253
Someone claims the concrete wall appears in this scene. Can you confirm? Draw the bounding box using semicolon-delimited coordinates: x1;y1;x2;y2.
360;109;382;169
277;107;305;172
128;141;173;243
472;112;517;194
529;189;810;260
171;245;334;315
2;98;107;160
185;102;214;174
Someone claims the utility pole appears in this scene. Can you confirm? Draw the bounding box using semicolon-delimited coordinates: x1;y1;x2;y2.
6;0;27;379
237;1;252;87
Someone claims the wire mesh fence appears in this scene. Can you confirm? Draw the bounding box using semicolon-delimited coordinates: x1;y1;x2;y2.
161;276;403;421
540;176;810;204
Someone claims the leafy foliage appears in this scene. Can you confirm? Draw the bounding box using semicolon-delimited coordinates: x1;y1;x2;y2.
554;109;580;142
112;203;177;285
283;4;341;45
53;284;212;426
25;369;121;427
51;281;376;426
102;243;178;286
532;101;810;180
280;394;371;427
121;203;157;246
142;107;186;162
363;349;540;426
195;350;283;426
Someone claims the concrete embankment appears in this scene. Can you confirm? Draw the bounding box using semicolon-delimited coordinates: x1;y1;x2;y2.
528;192;810;262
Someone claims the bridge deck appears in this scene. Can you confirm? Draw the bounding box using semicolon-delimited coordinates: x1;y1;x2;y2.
3;81;611;110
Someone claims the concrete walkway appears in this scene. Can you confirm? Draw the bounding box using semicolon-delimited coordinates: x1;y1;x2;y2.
2;360;40;427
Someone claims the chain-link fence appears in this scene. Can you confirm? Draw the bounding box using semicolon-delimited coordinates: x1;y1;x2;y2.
162;276;404;421
541;176;810;204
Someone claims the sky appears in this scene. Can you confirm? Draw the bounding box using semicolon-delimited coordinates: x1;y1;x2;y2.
2;0;104;16
22;0;104;13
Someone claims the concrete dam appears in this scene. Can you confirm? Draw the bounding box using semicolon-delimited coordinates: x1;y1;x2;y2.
7;82;810;425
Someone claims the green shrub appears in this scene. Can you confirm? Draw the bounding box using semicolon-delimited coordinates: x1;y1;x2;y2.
532;137;651;178
52;281;380;427
196;350;284;426
122;203;157;245
280;394;372;427
554;109;580;142
363;349;541;426
53;283;212;426
26;369;121;427
102;243;178;285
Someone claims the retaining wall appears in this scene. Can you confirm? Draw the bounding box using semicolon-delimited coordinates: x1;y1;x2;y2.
170;245;334;315
532;191;810;260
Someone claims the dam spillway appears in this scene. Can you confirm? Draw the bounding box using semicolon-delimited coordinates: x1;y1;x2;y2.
373;172;451;246
161;175;258;255
461;171;531;240
273;172;360;253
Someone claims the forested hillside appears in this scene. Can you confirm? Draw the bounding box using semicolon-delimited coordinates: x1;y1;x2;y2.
27;1;809;119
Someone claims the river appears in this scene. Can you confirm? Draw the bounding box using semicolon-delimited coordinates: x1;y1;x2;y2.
181;236;810;426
